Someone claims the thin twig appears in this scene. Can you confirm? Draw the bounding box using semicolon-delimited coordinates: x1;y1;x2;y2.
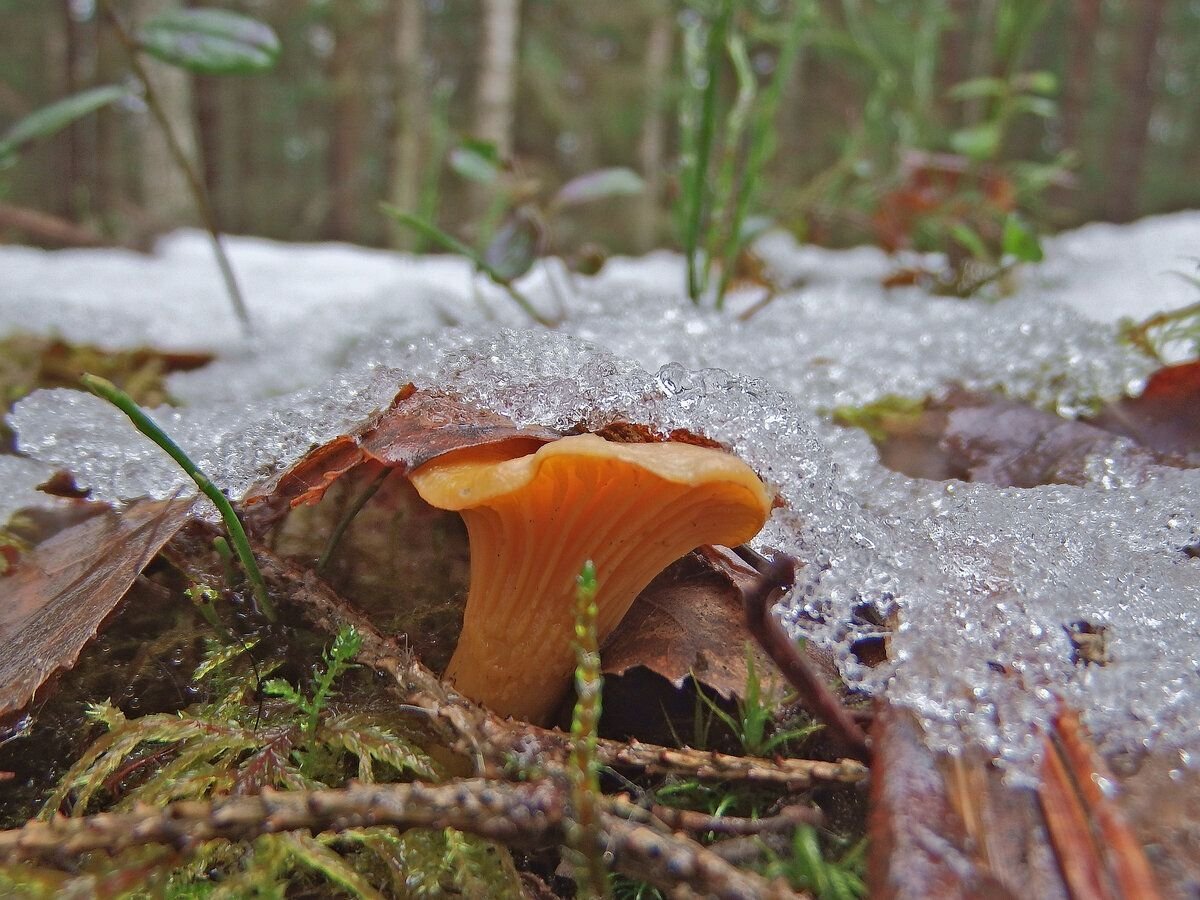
0;781;807;897
741;554;871;762
610;796;823;836
98;0;252;335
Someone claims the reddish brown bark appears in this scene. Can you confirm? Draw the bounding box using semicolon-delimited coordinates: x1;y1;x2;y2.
1105;0;1168;221
325;11;365;241
1061;0;1102;153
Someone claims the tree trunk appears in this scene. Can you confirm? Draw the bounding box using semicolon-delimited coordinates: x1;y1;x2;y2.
326;10;364;241
1104;0;1168;222
633;4;673;253
389;0;427;249
54;0;84;219
474;0;521;157
132;0;198;226
1061;0;1101;154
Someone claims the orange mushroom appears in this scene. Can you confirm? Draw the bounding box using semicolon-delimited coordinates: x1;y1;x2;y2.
408;432;773;723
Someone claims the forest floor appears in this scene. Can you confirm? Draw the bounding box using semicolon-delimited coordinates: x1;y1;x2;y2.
0;213;1198;897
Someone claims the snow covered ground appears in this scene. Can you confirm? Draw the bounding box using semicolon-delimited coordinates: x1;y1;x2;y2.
2;212;1199;779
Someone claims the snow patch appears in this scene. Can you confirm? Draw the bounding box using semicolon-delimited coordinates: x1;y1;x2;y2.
3;212;1200;778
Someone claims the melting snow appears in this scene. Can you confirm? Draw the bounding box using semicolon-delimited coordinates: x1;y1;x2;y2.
3;211;1199;779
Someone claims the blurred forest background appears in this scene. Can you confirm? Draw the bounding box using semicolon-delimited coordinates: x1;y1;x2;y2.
0;0;1197;258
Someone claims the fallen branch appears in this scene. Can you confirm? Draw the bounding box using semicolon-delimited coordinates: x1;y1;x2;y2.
0;200;114;249
0;780;806;898
0;780;557;864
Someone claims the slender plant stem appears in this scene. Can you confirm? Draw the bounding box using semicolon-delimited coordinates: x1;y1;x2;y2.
81;374;276;622
98;0;252;336
568;561;608;898
316;467;391;573
741;553;870;762
680;1;733;303
381;204;554;326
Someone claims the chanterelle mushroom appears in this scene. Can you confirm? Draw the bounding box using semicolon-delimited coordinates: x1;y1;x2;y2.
408;432;772;722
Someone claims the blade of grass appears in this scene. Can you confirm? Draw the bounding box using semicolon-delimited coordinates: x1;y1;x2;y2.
707;29;756;310
81;374;275;621
679;2;733;303
715;1;810;304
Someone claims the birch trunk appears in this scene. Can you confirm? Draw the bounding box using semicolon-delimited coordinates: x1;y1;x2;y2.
474;0;521;157
389;0;428;249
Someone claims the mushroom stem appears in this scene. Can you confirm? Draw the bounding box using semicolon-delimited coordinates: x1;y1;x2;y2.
410;434;772;723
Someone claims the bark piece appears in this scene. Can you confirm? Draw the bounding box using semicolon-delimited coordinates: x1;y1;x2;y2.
868;705;1066;900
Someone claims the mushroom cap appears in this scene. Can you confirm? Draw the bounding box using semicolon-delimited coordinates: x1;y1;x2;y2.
410;432;772;722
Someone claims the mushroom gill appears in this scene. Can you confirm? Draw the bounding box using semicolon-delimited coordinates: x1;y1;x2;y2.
408;432;772;723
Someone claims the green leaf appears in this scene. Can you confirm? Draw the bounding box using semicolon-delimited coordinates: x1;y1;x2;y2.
949;121;1001;161
483;208;543;282
449;139;502;184
552;167;644;209
262;678;304;707
947;76;1007;101
1002;214;1044;262
1013;95;1058;119
137;9;280;75
1018;70;1059;95
949;223;991;261
0;85;128;160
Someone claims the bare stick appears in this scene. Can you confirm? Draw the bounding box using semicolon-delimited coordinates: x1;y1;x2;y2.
742;554;871;762
98;0;252;335
0;782;807;897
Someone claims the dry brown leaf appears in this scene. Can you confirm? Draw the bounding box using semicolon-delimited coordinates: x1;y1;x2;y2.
1087;360;1200;463
859;388;1186;488
243;385;560;527
601;553;779;702
0;495;193;718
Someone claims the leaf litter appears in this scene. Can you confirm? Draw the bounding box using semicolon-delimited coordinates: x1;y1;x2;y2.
0;214;1195;777
1;213;1199;787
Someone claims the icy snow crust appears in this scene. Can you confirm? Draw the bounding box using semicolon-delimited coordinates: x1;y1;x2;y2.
4;212;1200;777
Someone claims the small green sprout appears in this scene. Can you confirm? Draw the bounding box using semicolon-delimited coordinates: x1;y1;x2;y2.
81;373;276;621
263;625;363;737
694;645;821;757
567;560;610;897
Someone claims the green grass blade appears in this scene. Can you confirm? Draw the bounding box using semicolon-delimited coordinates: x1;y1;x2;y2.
80;374;275;621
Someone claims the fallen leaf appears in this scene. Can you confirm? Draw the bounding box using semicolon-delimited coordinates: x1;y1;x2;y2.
243;385;560;527
0;495;193;718
842;388;1187;488
1086;360;1200;463
0;333;211;450
600;553;777;702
